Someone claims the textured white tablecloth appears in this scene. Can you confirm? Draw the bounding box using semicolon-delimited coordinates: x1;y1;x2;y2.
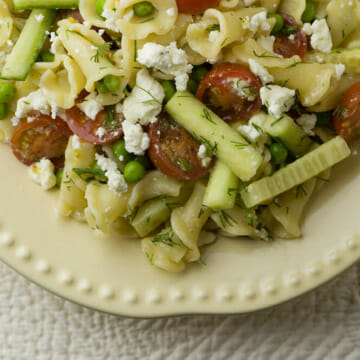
1;261;360;360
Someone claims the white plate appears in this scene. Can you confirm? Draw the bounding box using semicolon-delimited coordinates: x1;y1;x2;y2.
0;144;359;317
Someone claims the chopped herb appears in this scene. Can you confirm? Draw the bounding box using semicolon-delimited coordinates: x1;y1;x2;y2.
253;50;279;59
218;210;237;228
177;158;194;173
134;40;137;61
127;206;139;223
278;25;298;36
271;116;284;127
206;24;220;32
198;258;207;266
137;85;161;104
199;136;218;154
296;184;307;198
72;168;107;183
201;108;216;124
145;252;154;265
90;41;115;65
315;176;330;183
152;229;176;247
140;17;155;23
227;188;238;197
334;104;347;122
103;105;120;129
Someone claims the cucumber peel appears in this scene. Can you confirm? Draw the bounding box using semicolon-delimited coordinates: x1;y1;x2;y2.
1;9;56;81
12;0;78;9
240;136;350;208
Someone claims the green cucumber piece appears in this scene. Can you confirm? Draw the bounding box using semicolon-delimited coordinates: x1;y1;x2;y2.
240;136;350;208
12;0;78;9
203;161;239;210
166;92;263;181
252;112;312;156
1;9;57;81
131;197;171;237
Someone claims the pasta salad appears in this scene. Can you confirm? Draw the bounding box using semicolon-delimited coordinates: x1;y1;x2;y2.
0;0;358;272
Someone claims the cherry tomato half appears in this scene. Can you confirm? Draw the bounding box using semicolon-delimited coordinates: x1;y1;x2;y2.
65;106;123;145
148;113;213;180
176;0;219;14
274;14;307;59
333;82;360;143
11;114;71;166
196;63;262;123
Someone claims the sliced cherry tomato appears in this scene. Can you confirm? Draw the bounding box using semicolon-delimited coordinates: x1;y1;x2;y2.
148;113;213;180
176;0;219;14
11;114;71;166
196;63;262;123
274;14;307;59
65;106;123;145
333;82;360;143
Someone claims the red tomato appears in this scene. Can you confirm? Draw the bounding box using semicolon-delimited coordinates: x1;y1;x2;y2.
176;0;219;14
65;106;123;145
11;114;72;166
148;113;213;180
196;63;262;123
274;14;307;59
333;82;360;143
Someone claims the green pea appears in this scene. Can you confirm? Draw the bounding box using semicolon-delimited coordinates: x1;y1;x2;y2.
187;79;198;94
96;80;109;94
161;80;176;103
268;13;284;35
0;103;8;120
56;168;64;187
134;155;151;169
191;65;208;84
39;51;54;63
0;82;16;103
104;75;120;92
124;160;146;182
301;0;316;23
270;142;288;165
316;111;332;127
96;0;106;19
133;1;154;17
112;139;134;162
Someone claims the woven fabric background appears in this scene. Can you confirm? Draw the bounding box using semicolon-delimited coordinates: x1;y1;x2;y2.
1;261;360;360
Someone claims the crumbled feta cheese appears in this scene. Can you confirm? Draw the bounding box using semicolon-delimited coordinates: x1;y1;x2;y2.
238;117;270;152
334;63;345;80
302;19;333;53
102;8;119;32
209;30;221;43
123;69;164;125
95;127;107;138
166;8;176;16
49;31;62;55
95;153;128;195
197;145;212;167
296;113;317;135
16;89;58;119
248;59;274;84
98;28;105;36
288;34;295;41
72;135;82;150
122;120;150;155
77;92;104;120
228;78;257;101
257;35;275;53
245;11;271;32
35;14;44;22
260;85;295;119
137;42;193;91
29;158;56;190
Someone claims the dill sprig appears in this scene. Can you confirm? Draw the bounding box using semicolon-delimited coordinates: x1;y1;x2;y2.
90;41;115;65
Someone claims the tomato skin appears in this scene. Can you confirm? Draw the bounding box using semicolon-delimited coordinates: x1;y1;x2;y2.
333;82;360;143
65;106;123;145
176;0;219;14
148;113;213;180
11;114;71;166
274;14;307;59
196;63;262;123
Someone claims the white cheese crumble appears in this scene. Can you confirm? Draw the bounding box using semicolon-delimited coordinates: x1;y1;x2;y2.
77;93;104;120
95;127;107;138
248;59;274;84
296;113;317;135
35;14;44;22
228;78;257;101
334;63;345;80
209;30;221;43
260;85;295;119
137;42;193;91
49;31;62;55
95;153;128;195
123;69;164;125
245;11;271;33
197;144;212;167
72;134;82;150
122;119;150;156
166;8;176;16
102;8;119;32
302;19;333;53
238;117;270;153
257;35;275;53
288;34;295;41
16;89;58;119
29;158;56;190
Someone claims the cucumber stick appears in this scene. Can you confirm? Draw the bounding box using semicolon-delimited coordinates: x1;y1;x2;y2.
12;0;78;9
240;136;350;208
252;112;312;156
203;161;239;210
1;9;57;81
166;92;263;181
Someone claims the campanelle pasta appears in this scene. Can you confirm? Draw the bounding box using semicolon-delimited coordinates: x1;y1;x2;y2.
0;0;358;273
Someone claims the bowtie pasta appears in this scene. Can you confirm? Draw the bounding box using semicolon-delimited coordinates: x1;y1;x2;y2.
0;0;359;272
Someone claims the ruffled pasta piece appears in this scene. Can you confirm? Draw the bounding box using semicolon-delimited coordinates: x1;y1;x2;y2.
343;28;360;49
57;20;125;93
79;0;106;28
270;63;336;107
279;0;306;24
84;181;131;233
259;0;281;12
171;182;212;262
218;0;240;11
186;8;274;61
121;36;138;88
127;170;183;211
326;0;360;47
103;0;178;39
0;0;13;48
